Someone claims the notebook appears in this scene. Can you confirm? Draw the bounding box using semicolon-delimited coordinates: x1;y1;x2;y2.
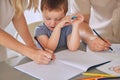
15;50;110;80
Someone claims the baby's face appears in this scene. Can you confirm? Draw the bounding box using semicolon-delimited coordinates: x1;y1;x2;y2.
42;9;65;31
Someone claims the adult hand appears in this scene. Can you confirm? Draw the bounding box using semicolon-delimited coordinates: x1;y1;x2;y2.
29;48;55;64
87;35;111;52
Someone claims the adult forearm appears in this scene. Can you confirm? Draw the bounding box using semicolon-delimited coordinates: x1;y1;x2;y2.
12;14;35;48
79;22;94;44
0;29;32;56
0;29;55;64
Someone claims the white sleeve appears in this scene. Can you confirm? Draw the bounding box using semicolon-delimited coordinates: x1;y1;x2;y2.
112;0;120;41
117;0;120;7
68;0;91;14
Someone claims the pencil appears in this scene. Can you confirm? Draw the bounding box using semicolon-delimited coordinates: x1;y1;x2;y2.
34;36;45;50
93;29;113;51
79;76;103;80
98;76;120;80
34;36;54;60
82;72;115;77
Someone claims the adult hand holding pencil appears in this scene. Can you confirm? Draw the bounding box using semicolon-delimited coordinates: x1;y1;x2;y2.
92;29;113;51
34;36;55;64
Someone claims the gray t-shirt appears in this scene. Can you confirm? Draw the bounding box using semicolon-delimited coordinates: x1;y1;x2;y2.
34;23;72;51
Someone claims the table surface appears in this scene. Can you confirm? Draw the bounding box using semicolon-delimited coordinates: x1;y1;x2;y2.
0;61;38;80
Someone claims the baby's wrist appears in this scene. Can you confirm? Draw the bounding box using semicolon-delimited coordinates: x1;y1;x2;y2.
54;26;62;31
72;23;80;29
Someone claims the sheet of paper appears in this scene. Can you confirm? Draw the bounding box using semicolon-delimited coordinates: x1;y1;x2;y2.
15;60;83;80
97;59;120;76
87;44;120;60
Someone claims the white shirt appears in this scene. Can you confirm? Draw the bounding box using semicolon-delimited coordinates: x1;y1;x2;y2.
0;0;28;62
0;0;15;62
0;0;15;30
69;0;120;43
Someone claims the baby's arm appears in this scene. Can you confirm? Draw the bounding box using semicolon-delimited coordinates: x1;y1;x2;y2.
36;27;61;52
67;14;84;51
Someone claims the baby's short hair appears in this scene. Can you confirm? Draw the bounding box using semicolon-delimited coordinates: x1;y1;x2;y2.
41;0;68;14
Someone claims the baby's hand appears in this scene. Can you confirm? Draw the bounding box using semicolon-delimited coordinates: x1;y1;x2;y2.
71;13;84;27
56;16;71;29
87;35;111;52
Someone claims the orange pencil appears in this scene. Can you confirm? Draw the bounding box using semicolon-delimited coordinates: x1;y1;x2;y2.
79;76;103;80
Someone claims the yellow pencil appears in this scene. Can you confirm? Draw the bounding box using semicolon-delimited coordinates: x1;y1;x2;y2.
82;72;115;77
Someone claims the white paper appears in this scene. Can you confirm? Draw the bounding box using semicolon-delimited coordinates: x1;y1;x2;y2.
87;44;120;60
97;59;120;76
15;60;83;80
87;44;120;76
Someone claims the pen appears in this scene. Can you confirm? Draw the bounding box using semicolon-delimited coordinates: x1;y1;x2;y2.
82;72;115;77
93;29;113;51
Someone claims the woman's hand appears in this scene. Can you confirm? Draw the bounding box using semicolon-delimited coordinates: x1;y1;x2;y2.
87;35;111;52
28;48;55;64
